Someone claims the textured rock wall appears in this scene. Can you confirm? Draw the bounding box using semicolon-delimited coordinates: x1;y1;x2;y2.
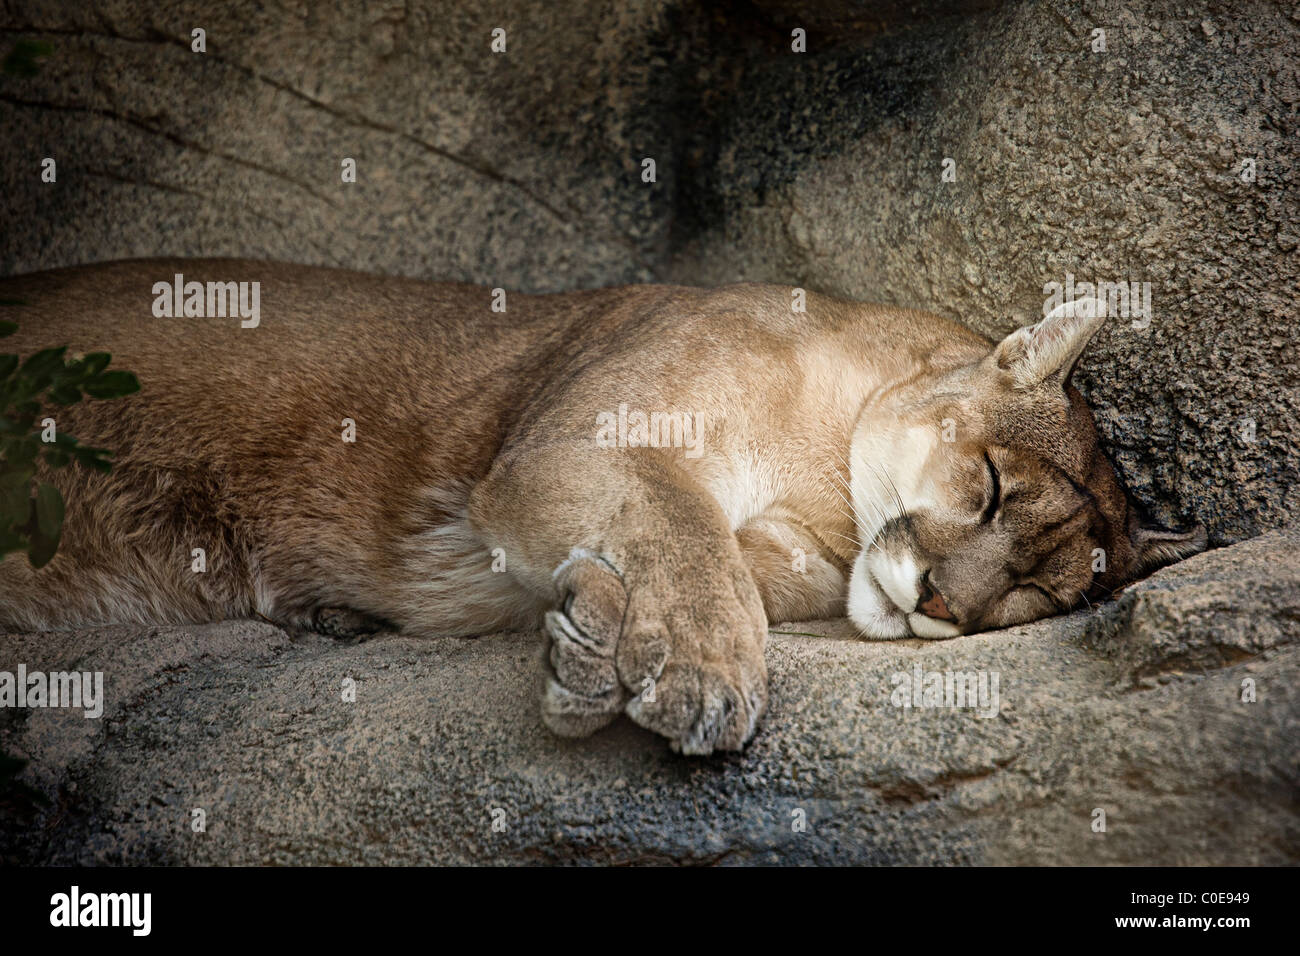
0;0;681;285
1;0;1295;539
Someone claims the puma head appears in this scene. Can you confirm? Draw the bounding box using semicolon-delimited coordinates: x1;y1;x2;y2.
847;297;1206;639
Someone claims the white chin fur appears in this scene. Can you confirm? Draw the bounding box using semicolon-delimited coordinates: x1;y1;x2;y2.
849;549;963;641
905;612;961;640
847;551;910;639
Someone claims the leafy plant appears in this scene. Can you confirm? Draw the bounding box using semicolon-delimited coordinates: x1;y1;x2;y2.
0;318;139;567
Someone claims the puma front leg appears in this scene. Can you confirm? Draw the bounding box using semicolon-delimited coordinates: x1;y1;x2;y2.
737;512;849;623
469;445;768;754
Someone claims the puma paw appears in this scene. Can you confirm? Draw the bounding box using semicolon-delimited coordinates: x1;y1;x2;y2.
540;550;631;738
540;547;769;755
310;606;388;640
622;655;766;756
615;568;769;755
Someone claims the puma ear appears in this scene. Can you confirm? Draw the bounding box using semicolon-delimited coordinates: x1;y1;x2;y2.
992;297;1107;389
1129;519;1208;575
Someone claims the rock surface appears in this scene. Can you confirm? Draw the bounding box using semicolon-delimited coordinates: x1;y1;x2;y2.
3;528;1296;865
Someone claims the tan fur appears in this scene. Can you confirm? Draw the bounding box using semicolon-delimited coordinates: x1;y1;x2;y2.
0;261;1203;753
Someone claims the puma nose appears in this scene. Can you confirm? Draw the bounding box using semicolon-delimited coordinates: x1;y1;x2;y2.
916;571;958;623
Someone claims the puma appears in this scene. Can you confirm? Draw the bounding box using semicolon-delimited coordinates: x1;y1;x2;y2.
0;260;1204;753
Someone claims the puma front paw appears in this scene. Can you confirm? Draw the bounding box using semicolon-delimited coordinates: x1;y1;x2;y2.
541;548;768;755
541;550;633;738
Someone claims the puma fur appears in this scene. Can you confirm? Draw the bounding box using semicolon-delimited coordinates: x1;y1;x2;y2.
0;260;1204;753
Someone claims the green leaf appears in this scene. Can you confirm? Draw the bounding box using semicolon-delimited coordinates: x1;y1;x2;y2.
34;482;63;540
5;439;38;467
0;477;28;526
72;445;113;472
80;353;112;378
48;383;81;405
8;403;40;432
0;320;16;337
0;332;136;569
83;370;140;399
2;441;36;468
26;525;59;568
0;529;26;562
18;346;66;380
0;461;33;486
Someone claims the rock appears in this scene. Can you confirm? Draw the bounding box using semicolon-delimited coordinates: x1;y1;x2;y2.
1083;527;1300;689
3;531;1296;865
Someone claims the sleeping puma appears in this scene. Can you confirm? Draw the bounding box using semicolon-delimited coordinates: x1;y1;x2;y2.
0;260;1203;753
